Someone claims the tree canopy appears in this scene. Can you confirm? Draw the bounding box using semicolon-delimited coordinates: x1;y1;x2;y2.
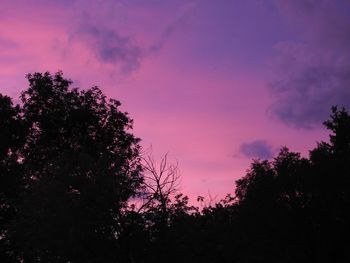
1;72;142;262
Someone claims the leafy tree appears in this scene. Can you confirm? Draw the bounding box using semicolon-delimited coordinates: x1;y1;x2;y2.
229;107;350;263
307;106;350;262
0;72;142;262
0;95;26;261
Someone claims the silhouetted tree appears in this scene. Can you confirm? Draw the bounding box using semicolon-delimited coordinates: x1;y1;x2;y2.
0;95;26;261
140;153;180;226
0;72;142;262
135;153;185;262
307;106;350;262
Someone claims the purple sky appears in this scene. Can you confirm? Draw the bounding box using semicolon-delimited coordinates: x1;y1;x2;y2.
1;0;349;202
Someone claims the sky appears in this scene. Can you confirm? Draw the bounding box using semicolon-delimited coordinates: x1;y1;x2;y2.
1;0;349;202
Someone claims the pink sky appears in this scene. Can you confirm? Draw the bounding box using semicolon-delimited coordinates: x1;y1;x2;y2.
2;0;347;202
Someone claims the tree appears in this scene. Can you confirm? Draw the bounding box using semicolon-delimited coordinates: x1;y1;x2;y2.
139;153;202;263
0;72;142;262
137;153;181;260
307;106;350;262
140;153;180;220
0;95;26;261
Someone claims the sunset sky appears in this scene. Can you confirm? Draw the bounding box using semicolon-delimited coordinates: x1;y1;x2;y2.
1;0;349;201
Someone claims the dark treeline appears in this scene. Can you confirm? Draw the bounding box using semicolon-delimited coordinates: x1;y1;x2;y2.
1;72;350;263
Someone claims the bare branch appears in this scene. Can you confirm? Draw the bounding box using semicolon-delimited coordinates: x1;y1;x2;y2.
136;151;181;215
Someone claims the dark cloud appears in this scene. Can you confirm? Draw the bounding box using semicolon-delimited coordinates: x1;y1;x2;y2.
270;0;350;128
75;24;143;73
239;140;274;159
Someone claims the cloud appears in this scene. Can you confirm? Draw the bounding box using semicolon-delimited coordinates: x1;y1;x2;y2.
51;0;197;75
269;0;350;128
239;140;274;159
69;3;194;74
73;23;143;73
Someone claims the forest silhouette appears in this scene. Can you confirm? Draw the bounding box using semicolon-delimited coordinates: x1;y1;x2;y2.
1;72;350;262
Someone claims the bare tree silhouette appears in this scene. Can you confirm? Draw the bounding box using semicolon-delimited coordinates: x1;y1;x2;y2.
137;153;181;219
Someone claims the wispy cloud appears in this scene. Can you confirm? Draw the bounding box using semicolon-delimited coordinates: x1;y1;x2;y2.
149;3;195;53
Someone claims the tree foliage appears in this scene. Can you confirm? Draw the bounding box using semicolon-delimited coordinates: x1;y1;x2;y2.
1;72;142;262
